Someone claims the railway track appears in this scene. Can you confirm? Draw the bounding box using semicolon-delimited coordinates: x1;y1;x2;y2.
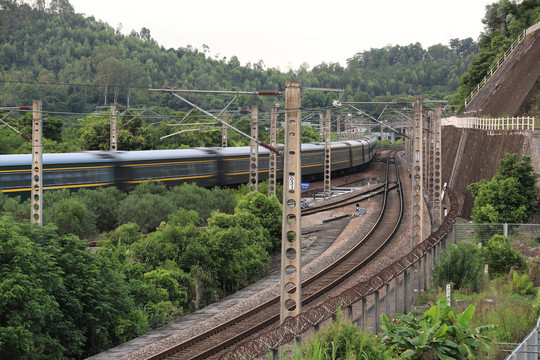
145;151;403;360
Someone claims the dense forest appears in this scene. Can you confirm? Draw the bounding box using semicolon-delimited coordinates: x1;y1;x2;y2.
0;0;477;114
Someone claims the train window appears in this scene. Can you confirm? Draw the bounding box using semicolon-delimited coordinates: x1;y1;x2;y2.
1;173;29;189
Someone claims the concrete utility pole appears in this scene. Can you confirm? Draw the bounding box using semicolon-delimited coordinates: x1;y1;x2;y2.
268;107;278;197
412;96;424;246
280;80;302;327
31;100;43;225
221;111;228;147
110;105;117;151
249;104;259;193
431;105;443;230
324;109;332;199
423;112;429;189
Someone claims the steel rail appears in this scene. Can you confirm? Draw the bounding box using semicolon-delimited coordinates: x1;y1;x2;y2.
144;152;402;360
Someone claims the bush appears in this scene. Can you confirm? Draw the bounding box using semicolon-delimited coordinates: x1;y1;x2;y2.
170;183;236;220
45;197;98;238
0;193;28;222
480;234;526;278
510;271;535;295
312;313;390;360
77;187;126;233
381;300;494;359
235;191;282;252
432;242;484;292
116;192;176;232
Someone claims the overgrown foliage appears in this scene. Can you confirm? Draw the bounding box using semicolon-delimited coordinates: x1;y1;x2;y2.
468;153;540;224
0;181;283;357
432;242;484;292
480;234;527;278
381;300;495;359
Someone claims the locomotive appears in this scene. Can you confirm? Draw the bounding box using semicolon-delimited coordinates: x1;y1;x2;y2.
0;136;377;198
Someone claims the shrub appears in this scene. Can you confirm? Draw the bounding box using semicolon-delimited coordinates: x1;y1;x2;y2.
77;187;126;233
510;271;535;295
480;234;526;278
313;313;391;360
45;197;98;238
381;300;495;359
432;242;484;292
235;191;282;252
116;193;175;232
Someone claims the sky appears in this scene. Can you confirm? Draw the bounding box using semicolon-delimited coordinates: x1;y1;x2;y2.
68;0;495;71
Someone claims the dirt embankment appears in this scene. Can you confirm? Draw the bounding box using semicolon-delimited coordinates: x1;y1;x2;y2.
441;127;540;218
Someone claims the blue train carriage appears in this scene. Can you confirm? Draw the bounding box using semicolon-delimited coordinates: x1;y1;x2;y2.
114;148;220;190
300;143;325;180
0;152;118;199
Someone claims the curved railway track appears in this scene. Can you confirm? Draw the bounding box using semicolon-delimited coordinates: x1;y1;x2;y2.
146;151;404;360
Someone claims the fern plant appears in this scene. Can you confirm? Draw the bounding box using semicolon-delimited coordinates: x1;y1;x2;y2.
511;271;535;295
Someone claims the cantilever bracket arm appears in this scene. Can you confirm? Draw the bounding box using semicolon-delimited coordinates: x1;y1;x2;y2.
151;89;281;155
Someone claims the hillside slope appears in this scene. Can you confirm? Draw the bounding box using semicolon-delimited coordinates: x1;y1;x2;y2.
441;127;540;219
463;22;540;117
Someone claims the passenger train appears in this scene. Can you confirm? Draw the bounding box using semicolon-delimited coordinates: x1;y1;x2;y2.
0;136;377;198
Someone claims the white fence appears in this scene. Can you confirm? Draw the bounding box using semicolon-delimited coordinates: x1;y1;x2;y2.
442;116;535;130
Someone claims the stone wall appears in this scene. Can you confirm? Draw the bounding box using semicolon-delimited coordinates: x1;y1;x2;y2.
441;126;540;218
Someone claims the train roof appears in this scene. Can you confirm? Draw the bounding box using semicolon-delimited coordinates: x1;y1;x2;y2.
113;148;218;162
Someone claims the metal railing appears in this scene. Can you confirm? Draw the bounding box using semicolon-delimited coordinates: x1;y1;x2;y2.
222;187;459;359
452;223;540;244
464;29;528;107
504;316;540;360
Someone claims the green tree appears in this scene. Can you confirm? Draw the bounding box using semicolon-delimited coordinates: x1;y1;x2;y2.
235;191;282;252
170;183;236;220
468;154;540;224
205;212;270;294
116;192;176;232
45;196;98;238
77;186;126;233
0;218;65;359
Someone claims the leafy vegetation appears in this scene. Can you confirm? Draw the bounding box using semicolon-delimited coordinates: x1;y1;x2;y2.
468;153;540;224
0;181;283;357
432;242;484;292
381;301;494;359
282;312;391;360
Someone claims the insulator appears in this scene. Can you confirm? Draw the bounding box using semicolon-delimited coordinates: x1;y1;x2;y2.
257;90;281;96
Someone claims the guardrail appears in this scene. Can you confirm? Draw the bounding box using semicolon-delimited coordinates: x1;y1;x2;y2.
223;187;459;359
465;31;526;107
465;20;540;107
504;316;540;360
